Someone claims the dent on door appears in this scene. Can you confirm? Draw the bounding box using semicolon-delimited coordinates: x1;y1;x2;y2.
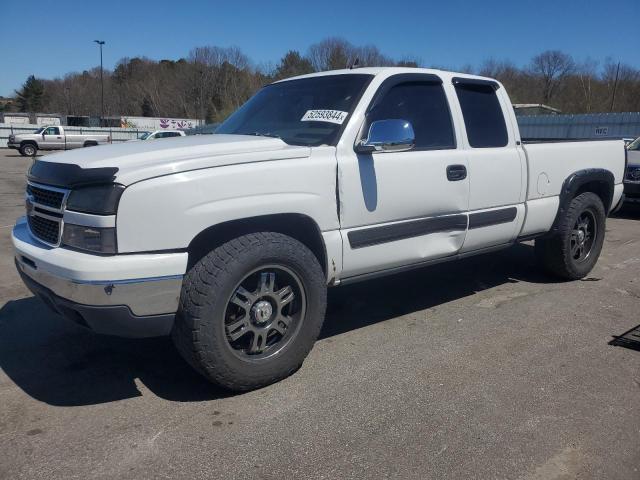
340;149;470;279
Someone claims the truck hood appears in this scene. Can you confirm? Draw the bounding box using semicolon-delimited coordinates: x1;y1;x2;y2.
13;133;39;140
29;134;311;187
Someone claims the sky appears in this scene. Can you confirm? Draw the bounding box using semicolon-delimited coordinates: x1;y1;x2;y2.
0;0;638;96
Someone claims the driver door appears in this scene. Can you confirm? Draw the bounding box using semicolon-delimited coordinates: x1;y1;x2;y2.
338;74;470;278
42;127;64;150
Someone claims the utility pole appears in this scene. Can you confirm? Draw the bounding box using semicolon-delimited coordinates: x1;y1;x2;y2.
94;40;105;125
609;61;620;112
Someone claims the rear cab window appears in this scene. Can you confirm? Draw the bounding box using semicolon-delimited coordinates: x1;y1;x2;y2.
453;78;508;148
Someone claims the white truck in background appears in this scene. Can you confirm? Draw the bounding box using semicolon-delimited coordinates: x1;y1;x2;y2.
13;67;625;391
8;125;110;156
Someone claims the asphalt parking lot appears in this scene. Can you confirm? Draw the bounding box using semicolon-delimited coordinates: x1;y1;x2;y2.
0;148;638;479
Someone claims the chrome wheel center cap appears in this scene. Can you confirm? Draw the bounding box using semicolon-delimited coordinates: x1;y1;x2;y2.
252;300;273;325
578;230;585;243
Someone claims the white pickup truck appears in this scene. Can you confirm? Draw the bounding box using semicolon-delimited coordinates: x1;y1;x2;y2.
13;68;625;391
8;125;111;156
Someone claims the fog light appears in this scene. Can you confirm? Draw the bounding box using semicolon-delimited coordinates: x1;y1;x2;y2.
62;224;117;254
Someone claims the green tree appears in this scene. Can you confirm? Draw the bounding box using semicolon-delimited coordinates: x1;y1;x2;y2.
141;96;154;117
15;75;45;112
274;50;314;80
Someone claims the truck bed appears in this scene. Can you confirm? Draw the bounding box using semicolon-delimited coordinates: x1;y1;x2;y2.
517;139;626;238
522;138;625;144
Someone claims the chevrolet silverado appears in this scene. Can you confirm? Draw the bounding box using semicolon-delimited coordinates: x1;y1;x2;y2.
13;68;626;391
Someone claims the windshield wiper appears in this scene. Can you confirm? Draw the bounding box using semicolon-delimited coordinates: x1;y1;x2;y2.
245;132;282;139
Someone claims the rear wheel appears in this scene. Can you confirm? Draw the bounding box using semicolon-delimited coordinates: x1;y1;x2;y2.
535;192;606;280
19;143;37;157
172;232;327;391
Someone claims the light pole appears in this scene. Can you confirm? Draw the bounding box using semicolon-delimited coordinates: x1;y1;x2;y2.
94;40;105;125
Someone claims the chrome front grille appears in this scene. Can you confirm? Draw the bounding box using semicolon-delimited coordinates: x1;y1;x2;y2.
27;184;65;209
25;182;69;246
28;214;61;244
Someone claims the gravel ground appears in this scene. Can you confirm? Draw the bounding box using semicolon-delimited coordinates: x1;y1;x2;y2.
0;148;638;479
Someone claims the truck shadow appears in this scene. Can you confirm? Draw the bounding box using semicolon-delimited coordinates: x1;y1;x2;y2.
610;203;640;220
320;243;552;339
0;297;230;405
0;243;553;406
3;154;43;158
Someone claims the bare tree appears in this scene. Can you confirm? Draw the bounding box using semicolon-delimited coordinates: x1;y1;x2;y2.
12;42;640;120
308;37;354;71
351;45;394;67
529;50;576;104
575;58;599;112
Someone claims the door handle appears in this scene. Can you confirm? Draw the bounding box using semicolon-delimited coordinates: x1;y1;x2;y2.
446;164;467;181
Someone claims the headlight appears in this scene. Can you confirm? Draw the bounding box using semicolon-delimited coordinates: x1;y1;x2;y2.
66;184;125;215
626;166;640;182
62;224;117;253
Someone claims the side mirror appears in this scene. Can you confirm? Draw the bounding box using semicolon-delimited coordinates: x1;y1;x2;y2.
356;119;415;153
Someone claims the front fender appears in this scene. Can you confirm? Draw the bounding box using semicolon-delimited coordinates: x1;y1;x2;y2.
19;138;39;148
116;158;338;253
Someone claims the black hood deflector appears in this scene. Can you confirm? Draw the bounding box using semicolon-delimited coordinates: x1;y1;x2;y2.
28;160;119;188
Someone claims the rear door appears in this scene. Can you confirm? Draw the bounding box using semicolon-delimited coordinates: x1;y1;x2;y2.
338;73;470;278
451;78;526;252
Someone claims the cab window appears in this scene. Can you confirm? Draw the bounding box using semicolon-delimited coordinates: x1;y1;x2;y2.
367;81;456;150
454;82;508;148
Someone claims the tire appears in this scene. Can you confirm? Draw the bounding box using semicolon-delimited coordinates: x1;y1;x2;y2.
84;141;97;147
19;143;37;157
535;192;606;280
172;232;327;391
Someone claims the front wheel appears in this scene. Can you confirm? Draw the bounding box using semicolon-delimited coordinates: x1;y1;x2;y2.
535;192;606;280
172;232;327;391
19;144;37;157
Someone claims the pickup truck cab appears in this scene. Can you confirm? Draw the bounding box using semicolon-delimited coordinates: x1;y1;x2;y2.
13;68;625;391
8;125;110;156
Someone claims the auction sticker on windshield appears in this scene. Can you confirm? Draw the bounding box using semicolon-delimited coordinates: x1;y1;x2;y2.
301;110;349;124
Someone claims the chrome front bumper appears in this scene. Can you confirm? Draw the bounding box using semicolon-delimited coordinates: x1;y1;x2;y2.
12;218;188;337
15;256;183;316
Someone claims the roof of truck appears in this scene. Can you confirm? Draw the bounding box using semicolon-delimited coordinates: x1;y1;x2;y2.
276;67;497;85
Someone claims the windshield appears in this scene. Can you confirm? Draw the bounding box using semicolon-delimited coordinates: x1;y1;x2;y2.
628;137;640;151
216;74;373;146
33;127;44;134
139;131;152;140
